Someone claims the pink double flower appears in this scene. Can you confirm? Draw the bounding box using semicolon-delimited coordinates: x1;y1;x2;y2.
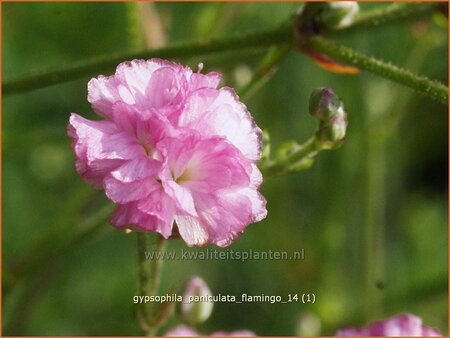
68;59;267;247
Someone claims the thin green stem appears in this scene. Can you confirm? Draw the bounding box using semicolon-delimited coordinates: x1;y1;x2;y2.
238;44;292;101
136;233;151;319
262;87;348;177
3;3;440;96
136;233;167;335
148;236;166;303
3;25;292;95
307;36;448;105
337;2;439;33
261;137;319;177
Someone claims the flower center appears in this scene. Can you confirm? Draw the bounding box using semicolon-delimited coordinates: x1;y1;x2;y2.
137;136;159;160
172;156;200;185
176;166;194;184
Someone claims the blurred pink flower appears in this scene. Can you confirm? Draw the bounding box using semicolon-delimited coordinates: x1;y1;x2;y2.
165;325;255;337
336;313;442;336
181;276;213;324
68;59;266;247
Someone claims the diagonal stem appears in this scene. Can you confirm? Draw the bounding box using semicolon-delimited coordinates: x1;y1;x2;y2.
306;36;448;105
337;2;440;33
238;44;292;101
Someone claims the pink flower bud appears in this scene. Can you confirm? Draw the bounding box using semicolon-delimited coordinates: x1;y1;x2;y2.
181;276;213;324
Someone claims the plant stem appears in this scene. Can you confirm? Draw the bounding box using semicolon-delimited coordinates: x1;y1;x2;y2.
136;233;167;335
3;25;292;95
239;44;292;101
261;137;319;177
136;232;153;335
338;2;439;33
307;36;448;105
3;3;440;96
148;235;166;307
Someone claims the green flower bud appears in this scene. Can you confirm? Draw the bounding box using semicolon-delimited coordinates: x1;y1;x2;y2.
309;87;343;121
310;87;348;148
181;276;213;325
316;111;348;148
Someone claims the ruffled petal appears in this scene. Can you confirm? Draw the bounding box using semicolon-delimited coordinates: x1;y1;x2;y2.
163;180;198;217
88;59;191;119
189;71;222;91
68;113;128;187
158;135;251;192
157;134;201;181
144;66;187;112
110;156;162;183
176;191;254;247
370;314;424;336
336;314;443;337
104;175;159;203
175;215;211;247
178;87;262;161
179;137;251;193
87;75;124;119
110;201;173;238
242;164;267;222
137;187;176;224
238;187;267;223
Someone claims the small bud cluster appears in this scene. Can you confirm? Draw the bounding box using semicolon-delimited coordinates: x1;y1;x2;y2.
309;87;348;149
297;2;360;36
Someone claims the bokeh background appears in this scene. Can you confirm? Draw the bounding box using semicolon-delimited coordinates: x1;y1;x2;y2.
2;2;448;336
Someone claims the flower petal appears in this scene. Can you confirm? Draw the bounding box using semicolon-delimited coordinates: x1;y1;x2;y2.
88;59;190;118
104;175;158;203
110;201;173;238
68;113;126;187
175;215;211;247
165;325;200;337
178;87;263;161
137;186;176;225
111;156;162;183
190;71;222;91
145;66;187;111
238;187;267;223
163;180;198;217
176;191;254;247
181;138;251;193
336;313;442;337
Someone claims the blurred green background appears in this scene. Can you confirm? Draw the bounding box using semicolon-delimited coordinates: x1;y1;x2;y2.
2;2;448;336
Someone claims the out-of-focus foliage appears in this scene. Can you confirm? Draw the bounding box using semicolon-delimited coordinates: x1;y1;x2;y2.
2;2;448;335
